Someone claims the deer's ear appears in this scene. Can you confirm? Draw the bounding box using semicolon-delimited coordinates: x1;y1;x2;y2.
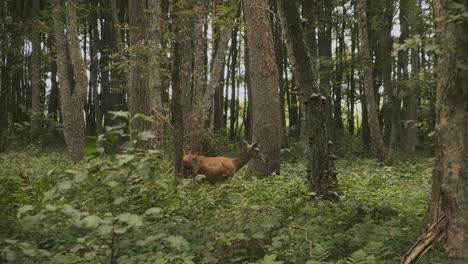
243;140;249;146
252;142;259;148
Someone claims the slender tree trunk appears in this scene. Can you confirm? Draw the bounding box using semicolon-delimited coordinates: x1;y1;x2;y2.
317;0;336;145
398;0;410;149
381;0;398;165
244;34;252;141
334;14;345;131
405;0;423;155
243;0;282;176
90;0;102;135
229;29;238;141
53;0;88;161
347;25;357;136
171;1;191;172
47;38;59;121
30;0;42;139
356;0;387;161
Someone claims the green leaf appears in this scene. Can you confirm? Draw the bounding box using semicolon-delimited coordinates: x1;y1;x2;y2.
137;131;156;141
144;207;163;215
113;225;128;234
120;141;135;151
252;231;266;240
106;181;119;188
57;180;73;191
23;249;37;257
116;154;135;166
81;215;101;229
258;254;283;264
45;204;58;212
164;236;190;251
17;205;34;217
62;205;81;218
5;239;18;244
116;213;143;228
109;111;129;120
113;197;125;205
97;224;113;236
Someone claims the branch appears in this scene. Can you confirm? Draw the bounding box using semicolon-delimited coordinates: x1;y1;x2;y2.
400;215;447;264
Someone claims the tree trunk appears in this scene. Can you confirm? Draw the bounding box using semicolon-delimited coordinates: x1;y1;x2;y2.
433;0;468;262
380;0;397;165
47;42;59;121
30;0;42;139
53;0;88;161
356;0;387;161
170;1;191;172
229;29;238;141
347;25;357;136
128;0;159;148
278;0;339;201
317;0;336;145
334;17;345;131
398;0;410;149
89;0;102;135
243;0;282;176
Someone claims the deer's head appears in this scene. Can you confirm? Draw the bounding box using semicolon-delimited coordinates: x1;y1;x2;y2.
243;141;264;161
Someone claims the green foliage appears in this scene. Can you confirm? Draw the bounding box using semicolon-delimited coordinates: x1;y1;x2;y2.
0;132;444;263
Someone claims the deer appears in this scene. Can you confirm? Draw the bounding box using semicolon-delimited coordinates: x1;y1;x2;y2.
182;141;263;184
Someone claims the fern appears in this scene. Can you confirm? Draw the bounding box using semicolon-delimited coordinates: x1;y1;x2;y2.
344;250;377;264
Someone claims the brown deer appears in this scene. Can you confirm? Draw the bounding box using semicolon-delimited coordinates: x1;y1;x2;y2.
182;141;263;183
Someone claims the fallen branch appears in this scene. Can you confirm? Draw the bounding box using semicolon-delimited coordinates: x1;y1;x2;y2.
400;215;447;264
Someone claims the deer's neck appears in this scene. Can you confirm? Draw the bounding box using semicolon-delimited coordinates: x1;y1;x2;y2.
232;149;253;171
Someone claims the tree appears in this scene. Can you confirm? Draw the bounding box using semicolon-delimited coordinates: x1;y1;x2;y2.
432;0;468;261
243;0;282;176
355;0;387;161
128;0;162;148
403;1;468;263
53;0;88;161
30;0;43;139
277;0;339;200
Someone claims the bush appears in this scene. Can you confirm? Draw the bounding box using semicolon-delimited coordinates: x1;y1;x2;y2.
0;131;443;263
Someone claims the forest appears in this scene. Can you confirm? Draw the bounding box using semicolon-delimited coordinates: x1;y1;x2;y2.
0;0;467;263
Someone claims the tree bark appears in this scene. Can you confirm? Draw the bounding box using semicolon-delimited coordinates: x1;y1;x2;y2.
433;0;468;262
30;0;42;139
53;0;88;161
317;0;336;145
128;0;160;148
243;0;282;176
89;0;102;135
356;0;387;161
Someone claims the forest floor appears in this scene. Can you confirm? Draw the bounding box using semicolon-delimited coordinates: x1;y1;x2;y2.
0;142;444;263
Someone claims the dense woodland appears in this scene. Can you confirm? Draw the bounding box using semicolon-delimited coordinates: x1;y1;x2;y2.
0;0;467;263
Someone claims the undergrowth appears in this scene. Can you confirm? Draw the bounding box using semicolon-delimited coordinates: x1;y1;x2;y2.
0;138;443;263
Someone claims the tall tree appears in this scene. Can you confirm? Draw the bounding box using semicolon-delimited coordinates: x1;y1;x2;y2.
30;0;43;139
243;0;281;176
278;0;339;200
403;1;468;263
128;0;161;148
53;0;88;161
356;0;387;161
433;0;468;261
